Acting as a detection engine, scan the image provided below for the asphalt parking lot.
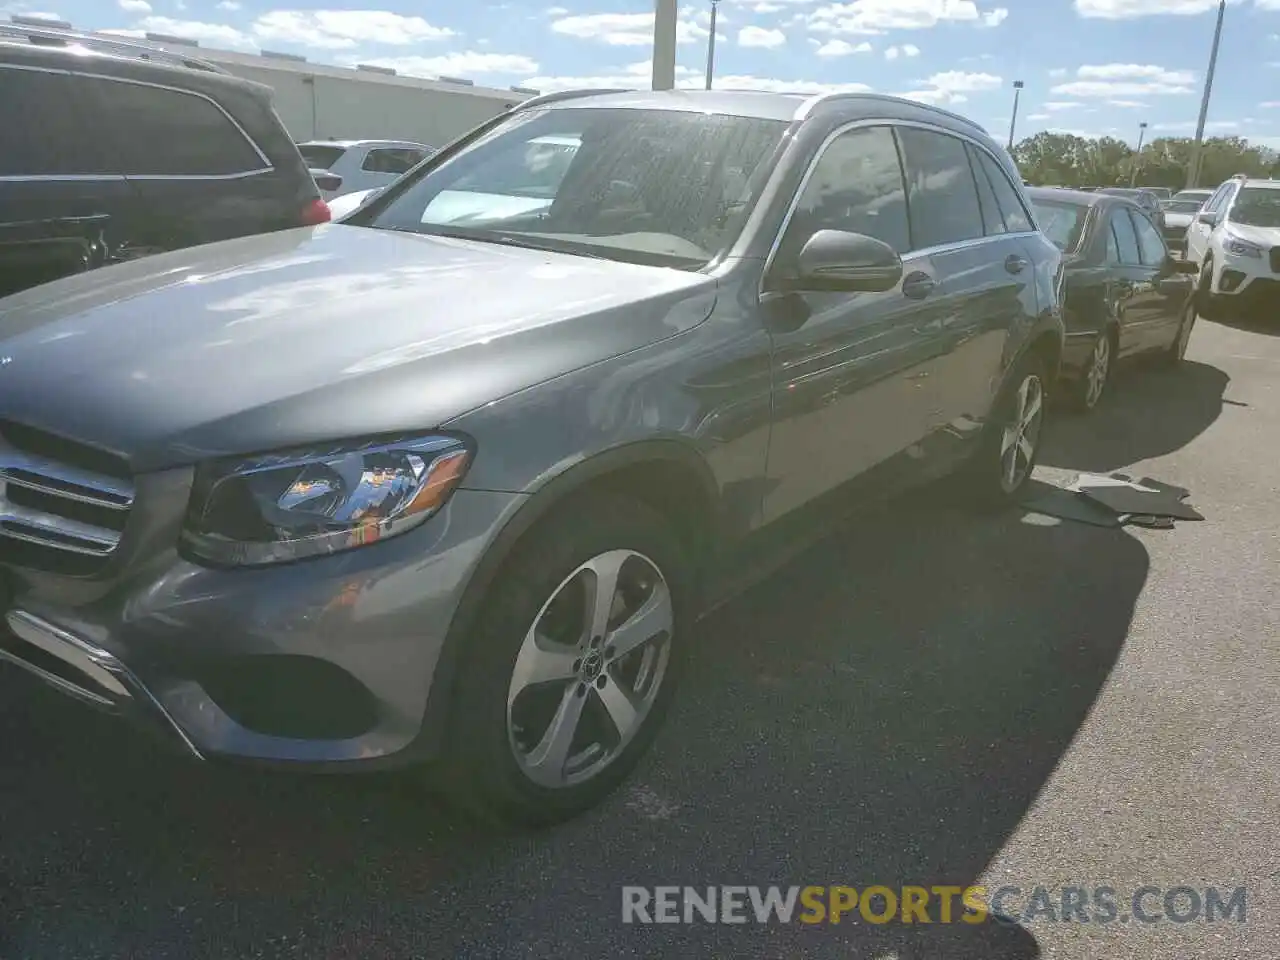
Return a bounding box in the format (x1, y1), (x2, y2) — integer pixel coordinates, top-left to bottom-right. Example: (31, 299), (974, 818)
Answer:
(1, 317), (1276, 960)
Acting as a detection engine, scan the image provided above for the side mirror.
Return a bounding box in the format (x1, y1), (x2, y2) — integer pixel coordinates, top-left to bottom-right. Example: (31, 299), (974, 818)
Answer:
(312, 170), (343, 193)
(1196, 210), (1219, 227)
(780, 230), (904, 293)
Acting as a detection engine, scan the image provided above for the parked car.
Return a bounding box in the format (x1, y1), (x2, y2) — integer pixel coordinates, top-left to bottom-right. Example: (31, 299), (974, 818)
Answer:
(297, 139), (434, 200)
(1143, 186), (1174, 202)
(1027, 187), (1198, 411)
(0, 89), (1063, 826)
(0, 22), (329, 298)
(1183, 177), (1280, 322)
(328, 187), (385, 220)
(1159, 188), (1215, 254)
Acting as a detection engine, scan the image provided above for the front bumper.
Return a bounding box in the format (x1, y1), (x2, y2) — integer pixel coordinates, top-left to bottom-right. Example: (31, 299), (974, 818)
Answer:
(1, 486), (524, 769)
(1202, 274), (1280, 322)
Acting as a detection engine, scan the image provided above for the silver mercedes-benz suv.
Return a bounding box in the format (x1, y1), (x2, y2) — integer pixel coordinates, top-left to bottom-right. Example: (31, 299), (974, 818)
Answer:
(0, 89), (1063, 825)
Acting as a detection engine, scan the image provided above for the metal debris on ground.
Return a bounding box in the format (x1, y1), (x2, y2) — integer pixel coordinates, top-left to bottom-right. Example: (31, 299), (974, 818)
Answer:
(1021, 472), (1204, 528)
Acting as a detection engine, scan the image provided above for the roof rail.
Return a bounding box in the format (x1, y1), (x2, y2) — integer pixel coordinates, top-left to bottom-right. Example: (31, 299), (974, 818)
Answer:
(795, 91), (989, 136)
(509, 88), (635, 112)
(0, 21), (228, 73)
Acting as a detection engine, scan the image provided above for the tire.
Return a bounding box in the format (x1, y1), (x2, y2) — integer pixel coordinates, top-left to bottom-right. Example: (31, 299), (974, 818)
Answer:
(439, 492), (691, 827)
(962, 351), (1049, 507)
(1068, 328), (1113, 412)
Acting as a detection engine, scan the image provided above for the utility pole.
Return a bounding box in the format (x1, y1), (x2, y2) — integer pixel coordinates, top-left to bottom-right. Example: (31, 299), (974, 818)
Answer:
(653, 0), (678, 91)
(704, 0), (718, 90)
(1187, 0), (1226, 189)
(1007, 80), (1024, 151)
(1129, 121), (1148, 187)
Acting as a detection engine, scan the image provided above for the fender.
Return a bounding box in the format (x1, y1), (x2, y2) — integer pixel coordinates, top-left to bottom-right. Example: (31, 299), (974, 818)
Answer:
(411, 438), (723, 761)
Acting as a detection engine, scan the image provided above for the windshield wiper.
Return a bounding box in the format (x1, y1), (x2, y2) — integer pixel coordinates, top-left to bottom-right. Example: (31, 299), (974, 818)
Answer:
(422, 228), (610, 260)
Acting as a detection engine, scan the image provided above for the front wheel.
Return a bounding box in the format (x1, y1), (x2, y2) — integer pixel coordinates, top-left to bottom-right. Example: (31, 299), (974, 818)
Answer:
(963, 353), (1049, 506)
(440, 493), (691, 827)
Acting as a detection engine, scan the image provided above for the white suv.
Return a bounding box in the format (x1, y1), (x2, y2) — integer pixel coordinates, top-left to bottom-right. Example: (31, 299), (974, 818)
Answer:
(1183, 177), (1280, 321)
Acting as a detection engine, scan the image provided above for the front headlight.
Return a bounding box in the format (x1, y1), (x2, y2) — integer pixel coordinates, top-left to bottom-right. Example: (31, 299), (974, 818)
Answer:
(181, 434), (472, 566)
(1222, 234), (1263, 258)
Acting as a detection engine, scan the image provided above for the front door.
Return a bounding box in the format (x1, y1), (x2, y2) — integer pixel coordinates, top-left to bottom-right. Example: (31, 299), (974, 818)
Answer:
(760, 124), (943, 522)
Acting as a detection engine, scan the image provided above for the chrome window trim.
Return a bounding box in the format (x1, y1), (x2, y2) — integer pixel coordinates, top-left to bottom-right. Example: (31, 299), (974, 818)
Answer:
(0, 62), (273, 175)
(758, 117), (1037, 296)
(0, 169), (274, 183)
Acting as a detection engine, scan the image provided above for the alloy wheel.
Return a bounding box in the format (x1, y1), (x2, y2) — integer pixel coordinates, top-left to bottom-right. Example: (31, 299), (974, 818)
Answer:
(999, 373), (1044, 493)
(506, 549), (673, 789)
(1084, 334), (1111, 408)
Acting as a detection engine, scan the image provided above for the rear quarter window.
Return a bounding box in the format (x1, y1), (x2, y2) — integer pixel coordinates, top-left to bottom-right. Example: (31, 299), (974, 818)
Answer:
(299, 144), (349, 169)
(85, 77), (267, 176)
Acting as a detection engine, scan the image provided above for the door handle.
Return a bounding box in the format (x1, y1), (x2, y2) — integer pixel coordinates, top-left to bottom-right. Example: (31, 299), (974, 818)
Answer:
(1005, 254), (1029, 275)
(902, 271), (935, 300)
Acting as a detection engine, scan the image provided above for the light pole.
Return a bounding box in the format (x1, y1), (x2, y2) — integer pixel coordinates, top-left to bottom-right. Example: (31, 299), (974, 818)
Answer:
(704, 0), (719, 90)
(1129, 120), (1148, 187)
(1187, 0), (1226, 189)
(1007, 80), (1024, 151)
(653, 0), (678, 91)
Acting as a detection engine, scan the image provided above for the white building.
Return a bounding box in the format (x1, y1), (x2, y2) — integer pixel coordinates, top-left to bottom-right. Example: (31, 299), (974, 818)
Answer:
(114, 29), (538, 148)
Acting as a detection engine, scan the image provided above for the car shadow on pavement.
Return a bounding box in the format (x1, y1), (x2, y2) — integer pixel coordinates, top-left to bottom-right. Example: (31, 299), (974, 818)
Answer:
(0, 478), (1150, 960)
(1040, 359), (1228, 475)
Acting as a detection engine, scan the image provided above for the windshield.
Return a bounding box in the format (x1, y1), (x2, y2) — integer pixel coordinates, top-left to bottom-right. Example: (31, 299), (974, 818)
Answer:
(298, 144), (347, 170)
(367, 107), (787, 270)
(1164, 200), (1204, 214)
(1171, 191), (1211, 205)
(1030, 199), (1086, 251)
(1229, 187), (1280, 228)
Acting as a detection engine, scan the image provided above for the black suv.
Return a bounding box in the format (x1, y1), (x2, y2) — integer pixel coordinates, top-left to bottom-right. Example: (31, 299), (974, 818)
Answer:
(0, 23), (328, 297)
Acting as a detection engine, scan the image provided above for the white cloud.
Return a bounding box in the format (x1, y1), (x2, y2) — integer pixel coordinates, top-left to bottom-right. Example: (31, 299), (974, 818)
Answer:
(1051, 62), (1196, 97)
(807, 0), (1006, 36)
(884, 43), (920, 59)
(551, 11), (714, 46)
(738, 25), (786, 47)
(216, 0), (240, 9)
(1261, 101), (1280, 107)
(753, 1), (785, 10)
(1107, 99), (1148, 107)
(1048, 67), (1068, 78)
(545, 5), (568, 13)
(896, 69), (1000, 105)
(1075, 0), (1239, 18)
(1027, 112), (1051, 120)
(981, 7), (1009, 25)
(133, 16), (256, 49)
(251, 10), (455, 50)
(117, 0), (151, 12)
(350, 52), (539, 78)
(815, 38), (872, 56)
(524, 59), (873, 96)
(1044, 100), (1084, 110)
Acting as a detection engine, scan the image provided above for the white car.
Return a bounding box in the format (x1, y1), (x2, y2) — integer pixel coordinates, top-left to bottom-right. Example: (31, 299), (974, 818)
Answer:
(1184, 178), (1280, 322)
(1159, 188), (1214, 254)
(297, 139), (434, 200)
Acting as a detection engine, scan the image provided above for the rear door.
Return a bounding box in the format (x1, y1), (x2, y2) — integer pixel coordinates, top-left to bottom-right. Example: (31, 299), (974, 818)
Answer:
(894, 127), (1038, 449)
(1129, 207), (1190, 350)
(79, 76), (294, 253)
(1103, 206), (1164, 356)
(0, 65), (136, 294)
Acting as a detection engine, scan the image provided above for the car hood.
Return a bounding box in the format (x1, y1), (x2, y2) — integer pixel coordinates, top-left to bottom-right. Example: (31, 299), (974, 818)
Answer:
(1223, 222), (1280, 247)
(0, 225), (716, 472)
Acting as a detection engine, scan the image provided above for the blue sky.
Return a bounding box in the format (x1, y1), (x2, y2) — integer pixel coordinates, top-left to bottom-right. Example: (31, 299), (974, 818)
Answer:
(7, 0), (1280, 149)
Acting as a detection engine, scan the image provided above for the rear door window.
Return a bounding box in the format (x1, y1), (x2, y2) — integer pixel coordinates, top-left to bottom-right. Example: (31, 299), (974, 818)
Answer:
(1108, 209), (1141, 265)
(974, 150), (1034, 233)
(299, 144), (348, 170)
(0, 68), (115, 177)
(1130, 210), (1168, 266)
(895, 128), (985, 250)
(362, 148), (426, 175)
(87, 78), (267, 176)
